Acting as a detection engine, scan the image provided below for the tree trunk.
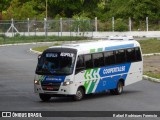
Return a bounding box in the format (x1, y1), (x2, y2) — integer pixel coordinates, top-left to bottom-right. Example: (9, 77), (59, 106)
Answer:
(0, 10), (2, 20)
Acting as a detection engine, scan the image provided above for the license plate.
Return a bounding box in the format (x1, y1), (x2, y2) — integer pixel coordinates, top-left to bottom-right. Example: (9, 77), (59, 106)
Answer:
(46, 86), (54, 90)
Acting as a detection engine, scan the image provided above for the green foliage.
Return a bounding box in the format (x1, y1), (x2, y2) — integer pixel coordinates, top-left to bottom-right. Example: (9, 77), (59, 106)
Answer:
(0, 0), (11, 10)
(3, 0), (38, 20)
(109, 0), (160, 21)
(72, 13), (92, 32)
(139, 39), (160, 54)
(32, 45), (50, 52)
(114, 18), (128, 31)
(144, 71), (160, 79)
(0, 35), (88, 45)
(1, 0), (160, 27)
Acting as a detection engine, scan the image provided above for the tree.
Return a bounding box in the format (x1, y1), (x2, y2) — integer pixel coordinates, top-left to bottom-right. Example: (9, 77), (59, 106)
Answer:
(130, 0), (160, 21)
(0, 0), (11, 20)
(47, 0), (105, 19)
(108, 0), (160, 21)
(2, 0), (160, 23)
(4, 0), (42, 20)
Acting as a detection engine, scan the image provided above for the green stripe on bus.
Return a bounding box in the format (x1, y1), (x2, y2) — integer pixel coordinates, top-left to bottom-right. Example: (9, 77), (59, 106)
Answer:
(84, 69), (91, 79)
(90, 49), (96, 53)
(39, 75), (45, 82)
(84, 81), (91, 90)
(91, 68), (99, 78)
(87, 80), (97, 94)
(98, 48), (103, 52)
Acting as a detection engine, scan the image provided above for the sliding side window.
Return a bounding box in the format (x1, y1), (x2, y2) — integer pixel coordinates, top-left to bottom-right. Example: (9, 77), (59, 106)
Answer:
(93, 53), (104, 68)
(84, 54), (93, 69)
(104, 51), (115, 66)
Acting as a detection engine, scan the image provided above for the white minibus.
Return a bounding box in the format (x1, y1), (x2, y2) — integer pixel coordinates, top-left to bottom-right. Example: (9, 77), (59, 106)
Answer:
(34, 39), (143, 101)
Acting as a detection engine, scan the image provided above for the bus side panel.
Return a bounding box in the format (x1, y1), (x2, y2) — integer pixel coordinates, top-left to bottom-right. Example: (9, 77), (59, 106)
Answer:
(74, 68), (101, 94)
(95, 74), (128, 93)
(125, 61), (143, 86)
(74, 63), (132, 94)
(74, 71), (88, 94)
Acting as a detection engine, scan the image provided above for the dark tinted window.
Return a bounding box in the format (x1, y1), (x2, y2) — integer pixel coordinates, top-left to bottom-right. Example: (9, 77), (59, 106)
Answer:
(115, 49), (126, 64)
(76, 55), (85, 74)
(135, 47), (142, 61)
(76, 55), (84, 69)
(126, 48), (136, 62)
(104, 51), (115, 65)
(36, 52), (75, 75)
(93, 53), (104, 68)
(84, 54), (93, 69)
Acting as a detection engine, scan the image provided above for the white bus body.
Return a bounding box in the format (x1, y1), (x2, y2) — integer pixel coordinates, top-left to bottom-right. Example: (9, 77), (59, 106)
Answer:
(34, 40), (143, 101)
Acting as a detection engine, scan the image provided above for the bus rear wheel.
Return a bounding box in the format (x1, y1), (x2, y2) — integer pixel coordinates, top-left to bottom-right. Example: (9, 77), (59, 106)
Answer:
(73, 87), (84, 101)
(39, 94), (51, 102)
(110, 81), (123, 95)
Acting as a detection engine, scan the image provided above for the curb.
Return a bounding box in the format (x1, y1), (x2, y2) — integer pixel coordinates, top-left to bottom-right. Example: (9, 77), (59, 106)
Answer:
(143, 75), (160, 83)
(0, 42), (55, 47)
(143, 53), (160, 83)
(29, 48), (42, 54)
(143, 53), (160, 56)
(0, 40), (94, 47)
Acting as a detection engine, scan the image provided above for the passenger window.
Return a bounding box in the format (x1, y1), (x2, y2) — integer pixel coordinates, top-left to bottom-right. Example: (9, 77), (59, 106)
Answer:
(115, 49), (126, 64)
(104, 51), (115, 65)
(93, 53), (104, 68)
(135, 47), (142, 61)
(76, 55), (84, 69)
(76, 55), (85, 74)
(84, 54), (93, 69)
(126, 48), (136, 62)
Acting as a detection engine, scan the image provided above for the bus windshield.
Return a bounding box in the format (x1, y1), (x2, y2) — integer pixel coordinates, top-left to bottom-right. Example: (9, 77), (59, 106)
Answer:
(36, 52), (76, 75)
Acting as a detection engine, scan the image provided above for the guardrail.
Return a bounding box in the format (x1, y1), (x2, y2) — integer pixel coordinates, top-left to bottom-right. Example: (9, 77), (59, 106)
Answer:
(3, 31), (160, 38)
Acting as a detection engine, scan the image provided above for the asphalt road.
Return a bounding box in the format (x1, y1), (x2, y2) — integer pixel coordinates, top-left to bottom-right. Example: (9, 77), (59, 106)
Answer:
(0, 43), (160, 119)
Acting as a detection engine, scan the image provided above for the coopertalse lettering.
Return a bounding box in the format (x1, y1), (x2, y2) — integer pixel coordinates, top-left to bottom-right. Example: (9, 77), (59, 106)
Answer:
(103, 66), (125, 74)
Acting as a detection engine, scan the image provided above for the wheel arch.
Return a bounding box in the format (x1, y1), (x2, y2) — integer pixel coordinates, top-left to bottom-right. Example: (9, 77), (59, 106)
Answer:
(119, 78), (125, 86)
(77, 85), (86, 94)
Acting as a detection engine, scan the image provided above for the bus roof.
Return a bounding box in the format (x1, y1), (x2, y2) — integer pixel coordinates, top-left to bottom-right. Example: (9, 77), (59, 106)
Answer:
(49, 40), (140, 55)
(108, 36), (134, 41)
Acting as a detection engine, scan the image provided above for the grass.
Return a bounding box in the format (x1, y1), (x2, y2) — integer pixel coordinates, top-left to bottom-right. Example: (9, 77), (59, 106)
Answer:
(0, 35), (88, 45)
(137, 39), (160, 79)
(32, 43), (60, 52)
(32, 38), (160, 53)
(32, 46), (50, 52)
(139, 38), (160, 54)
(144, 72), (160, 79)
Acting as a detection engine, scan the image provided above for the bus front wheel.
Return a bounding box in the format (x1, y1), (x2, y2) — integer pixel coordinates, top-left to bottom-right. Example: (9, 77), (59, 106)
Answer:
(39, 93), (51, 102)
(73, 87), (84, 101)
(110, 81), (123, 95)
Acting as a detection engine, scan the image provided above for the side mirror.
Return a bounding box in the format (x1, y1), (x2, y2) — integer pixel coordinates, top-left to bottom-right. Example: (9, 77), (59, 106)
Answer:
(38, 54), (41, 62)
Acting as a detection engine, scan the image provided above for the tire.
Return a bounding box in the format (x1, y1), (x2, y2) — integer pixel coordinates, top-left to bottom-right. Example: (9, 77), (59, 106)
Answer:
(110, 81), (123, 95)
(73, 87), (84, 101)
(39, 94), (51, 102)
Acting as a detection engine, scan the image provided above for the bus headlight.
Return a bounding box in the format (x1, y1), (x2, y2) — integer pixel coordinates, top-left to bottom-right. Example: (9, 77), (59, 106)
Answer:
(63, 81), (73, 86)
(34, 80), (39, 85)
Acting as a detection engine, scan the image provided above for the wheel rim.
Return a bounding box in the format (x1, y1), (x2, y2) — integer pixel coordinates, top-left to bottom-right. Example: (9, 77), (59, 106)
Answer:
(76, 90), (83, 100)
(118, 83), (123, 93)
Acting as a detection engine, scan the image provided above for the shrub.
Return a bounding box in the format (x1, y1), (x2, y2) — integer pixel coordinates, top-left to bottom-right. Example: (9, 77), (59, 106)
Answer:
(114, 18), (128, 31)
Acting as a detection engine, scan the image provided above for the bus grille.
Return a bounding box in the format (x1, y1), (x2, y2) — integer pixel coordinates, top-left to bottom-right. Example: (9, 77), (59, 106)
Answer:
(41, 82), (61, 91)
